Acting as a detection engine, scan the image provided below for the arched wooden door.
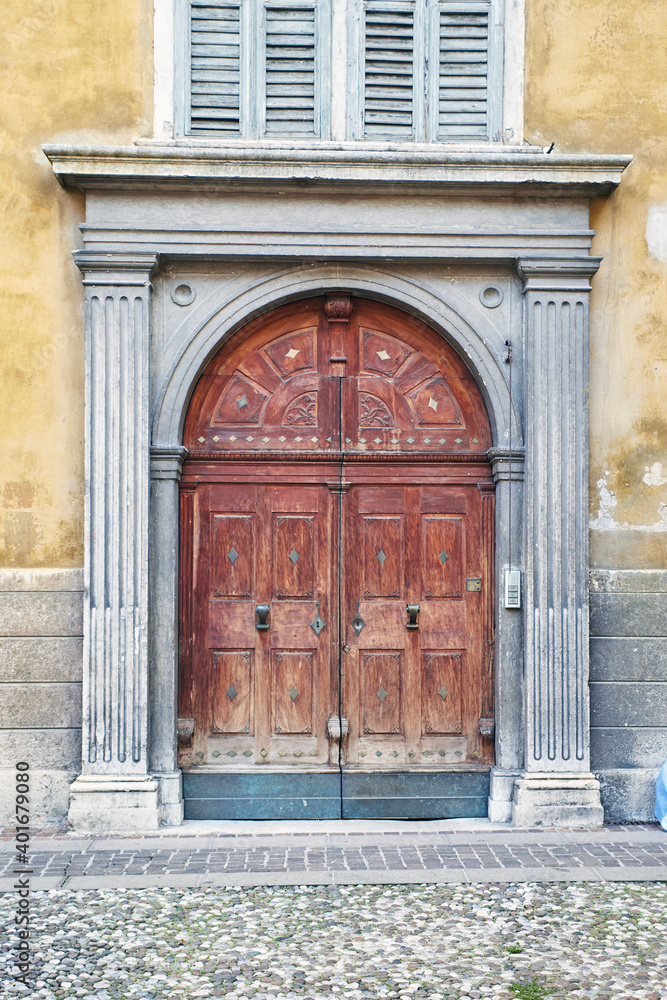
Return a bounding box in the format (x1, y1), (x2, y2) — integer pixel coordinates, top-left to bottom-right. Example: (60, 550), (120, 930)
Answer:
(179, 296), (495, 819)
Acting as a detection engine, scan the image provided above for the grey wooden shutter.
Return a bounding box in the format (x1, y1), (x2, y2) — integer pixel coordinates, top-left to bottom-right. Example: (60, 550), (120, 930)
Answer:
(189, 1), (242, 133)
(363, 4), (415, 138)
(438, 5), (489, 139)
(264, 6), (316, 134)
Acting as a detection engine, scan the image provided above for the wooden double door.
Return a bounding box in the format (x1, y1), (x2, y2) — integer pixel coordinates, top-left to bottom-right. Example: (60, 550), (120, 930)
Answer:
(179, 297), (495, 818)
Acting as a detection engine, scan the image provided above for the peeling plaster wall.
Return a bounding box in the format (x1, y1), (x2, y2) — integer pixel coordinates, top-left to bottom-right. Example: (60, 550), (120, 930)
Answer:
(525, 0), (667, 571)
(0, 0), (153, 569)
(525, 0), (667, 819)
(0, 0), (152, 827)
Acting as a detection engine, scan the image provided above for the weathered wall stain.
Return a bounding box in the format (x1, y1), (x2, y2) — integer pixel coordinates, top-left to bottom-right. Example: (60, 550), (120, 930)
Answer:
(1, 0), (665, 571)
(525, 0), (667, 568)
(0, 0), (152, 567)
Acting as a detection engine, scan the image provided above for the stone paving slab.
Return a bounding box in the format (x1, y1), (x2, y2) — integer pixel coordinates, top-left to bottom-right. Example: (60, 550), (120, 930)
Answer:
(1, 822), (665, 890)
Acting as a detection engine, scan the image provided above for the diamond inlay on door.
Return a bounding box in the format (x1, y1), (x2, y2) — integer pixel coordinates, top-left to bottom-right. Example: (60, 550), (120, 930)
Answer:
(274, 652), (313, 734)
(275, 516), (314, 598)
(363, 517), (402, 598)
(423, 653), (462, 735)
(212, 652), (252, 734)
(213, 516), (253, 597)
(363, 652), (401, 735)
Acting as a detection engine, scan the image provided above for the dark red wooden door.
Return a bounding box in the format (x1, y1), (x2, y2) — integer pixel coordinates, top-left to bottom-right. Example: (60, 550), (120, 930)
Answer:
(341, 474), (494, 771)
(181, 478), (336, 768)
(179, 296), (494, 817)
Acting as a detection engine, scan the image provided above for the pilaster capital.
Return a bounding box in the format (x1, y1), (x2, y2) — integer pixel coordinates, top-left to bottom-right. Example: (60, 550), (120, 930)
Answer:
(73, 251), (159, 286)
(150, 446), (189, 481)
(517, 257), (602, 294)
(486, 447), (525, 482)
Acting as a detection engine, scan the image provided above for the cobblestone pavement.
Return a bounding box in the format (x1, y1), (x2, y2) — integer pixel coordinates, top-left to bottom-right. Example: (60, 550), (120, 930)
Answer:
(2, 881), (666, 999)
(1, 824), (666, 889)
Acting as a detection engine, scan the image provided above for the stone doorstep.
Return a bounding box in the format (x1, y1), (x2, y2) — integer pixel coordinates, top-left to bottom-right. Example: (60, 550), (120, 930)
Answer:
(2, 864), (667, 892)
(0, 820), (664, 853)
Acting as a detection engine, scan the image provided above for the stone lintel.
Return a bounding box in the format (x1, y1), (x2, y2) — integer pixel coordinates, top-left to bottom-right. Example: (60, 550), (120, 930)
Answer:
(43, 144), (632, 197)
(68, 774), (161, 833)
(512, 772), (604, 828)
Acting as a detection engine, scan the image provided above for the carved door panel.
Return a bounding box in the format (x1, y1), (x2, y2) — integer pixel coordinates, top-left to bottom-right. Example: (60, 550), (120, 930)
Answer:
(182, 480), (335, 768)
(341, 478), (491, 770)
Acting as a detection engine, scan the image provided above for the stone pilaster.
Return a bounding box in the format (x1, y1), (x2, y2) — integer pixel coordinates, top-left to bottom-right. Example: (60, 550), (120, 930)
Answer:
(486, 448), (525, 822)
(68, 252), (161, 832)
(513, 258), (603, 827)
(149, 446), (188, 825)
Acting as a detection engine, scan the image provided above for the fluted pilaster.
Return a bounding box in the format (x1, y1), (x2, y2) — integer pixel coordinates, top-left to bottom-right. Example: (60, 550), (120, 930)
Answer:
(68, 253), (162, 832)
(513, 258), (603, 826)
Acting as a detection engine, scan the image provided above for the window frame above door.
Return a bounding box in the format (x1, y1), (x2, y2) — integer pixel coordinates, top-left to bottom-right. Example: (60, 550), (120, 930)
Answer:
(160, 0), (524, 143)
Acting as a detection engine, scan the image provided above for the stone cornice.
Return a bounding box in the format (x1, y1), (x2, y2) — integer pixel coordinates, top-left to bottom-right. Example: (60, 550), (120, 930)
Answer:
(43, 143), (632, 196)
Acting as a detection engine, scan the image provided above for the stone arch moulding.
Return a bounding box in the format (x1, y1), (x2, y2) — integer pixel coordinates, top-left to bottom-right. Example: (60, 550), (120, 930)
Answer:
(151, 266), (523, 453)
(147, 268), (526, 826)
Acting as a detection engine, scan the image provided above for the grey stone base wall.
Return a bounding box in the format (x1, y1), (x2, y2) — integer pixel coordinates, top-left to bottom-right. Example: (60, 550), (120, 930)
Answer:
(0, 570), (83, 828)
(590, 569), (667, 823)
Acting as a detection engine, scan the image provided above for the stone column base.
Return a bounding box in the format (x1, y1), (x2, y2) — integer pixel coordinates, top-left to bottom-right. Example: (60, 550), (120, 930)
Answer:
(512, 772), (604, 828)
(68, 775), (161, 833)
(156, 771), (184, 826)
(487, 768), (522, 823)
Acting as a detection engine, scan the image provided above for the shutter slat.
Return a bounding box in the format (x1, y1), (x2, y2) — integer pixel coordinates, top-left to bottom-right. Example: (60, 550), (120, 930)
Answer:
(264, 6), (316, 135)
(438, 6), (489, 139)
(192, 83), (240, 94)
(190, 1), (241, 132)
(363, 6), (414, 137)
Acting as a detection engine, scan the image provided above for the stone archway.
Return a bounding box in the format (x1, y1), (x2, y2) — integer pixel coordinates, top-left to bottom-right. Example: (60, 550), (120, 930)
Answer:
(68, 254), (603, 831)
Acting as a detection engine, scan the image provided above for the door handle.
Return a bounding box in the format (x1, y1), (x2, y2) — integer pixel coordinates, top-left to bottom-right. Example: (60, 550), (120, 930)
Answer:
(406, 604), (420, 630)
(255, 604), (270, 631)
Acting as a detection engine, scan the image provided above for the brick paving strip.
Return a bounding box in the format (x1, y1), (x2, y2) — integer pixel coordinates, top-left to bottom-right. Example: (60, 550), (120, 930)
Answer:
(1, 821), (665, 890)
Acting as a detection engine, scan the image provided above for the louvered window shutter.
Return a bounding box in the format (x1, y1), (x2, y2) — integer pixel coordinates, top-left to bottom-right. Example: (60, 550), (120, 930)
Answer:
(363, 3), (416, 138)
(437, 3), (490, 139)
(264, 6), (317, 135)
(189, 1), (242, 133)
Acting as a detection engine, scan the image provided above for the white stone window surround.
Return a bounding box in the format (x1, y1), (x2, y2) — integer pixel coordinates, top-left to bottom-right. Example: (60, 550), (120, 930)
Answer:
(154, 0), (525, 142)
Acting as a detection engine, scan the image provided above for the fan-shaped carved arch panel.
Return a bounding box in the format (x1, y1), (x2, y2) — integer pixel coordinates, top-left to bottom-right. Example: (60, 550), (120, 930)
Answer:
(184, 297), (491, 454)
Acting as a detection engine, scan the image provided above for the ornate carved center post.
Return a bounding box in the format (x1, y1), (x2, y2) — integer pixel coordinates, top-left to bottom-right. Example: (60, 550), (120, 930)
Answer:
(513, 258), (604, 826)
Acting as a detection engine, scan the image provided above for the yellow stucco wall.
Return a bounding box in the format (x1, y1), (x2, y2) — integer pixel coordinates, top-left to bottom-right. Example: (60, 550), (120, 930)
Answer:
(0, 0), (152, 567)
(1, 0), (665, 569)
(525, 0), (667, 568)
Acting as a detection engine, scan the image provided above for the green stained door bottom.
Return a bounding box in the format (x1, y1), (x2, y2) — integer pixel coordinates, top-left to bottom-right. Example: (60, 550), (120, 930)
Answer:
(182, 771), (490, 820)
